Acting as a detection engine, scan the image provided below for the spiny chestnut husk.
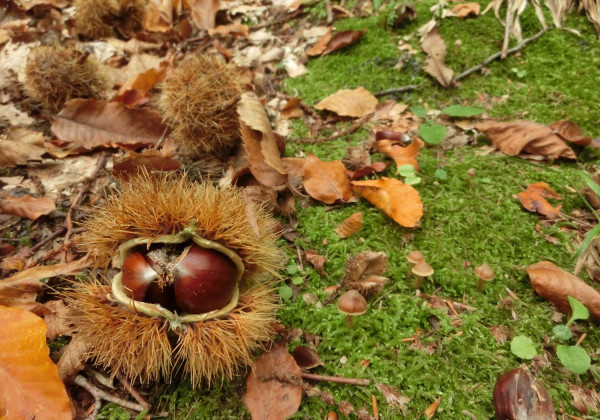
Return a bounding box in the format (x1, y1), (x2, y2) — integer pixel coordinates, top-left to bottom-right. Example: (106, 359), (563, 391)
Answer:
(493, 367), (556, 420)
(73, 0), (145, 38)
(69, 172), (284, 386)
(158, 54), (244, 155)
(24, 45), (107, 112)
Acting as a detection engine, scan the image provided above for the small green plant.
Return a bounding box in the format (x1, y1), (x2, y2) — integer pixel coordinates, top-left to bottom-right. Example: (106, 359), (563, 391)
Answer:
(573, 172), (600, 261)
(411, 105), (482, 144)
(510, 296), (592, 374)
(279, 262), (305, 300)
(397, 164), (421, 185)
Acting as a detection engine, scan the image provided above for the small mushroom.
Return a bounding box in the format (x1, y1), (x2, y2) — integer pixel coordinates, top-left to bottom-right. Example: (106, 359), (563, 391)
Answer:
(475, 264), (494, 292)
(412, 261), (434, 288)
(407, 250), (425, 265)
(337, 290), (367, 329)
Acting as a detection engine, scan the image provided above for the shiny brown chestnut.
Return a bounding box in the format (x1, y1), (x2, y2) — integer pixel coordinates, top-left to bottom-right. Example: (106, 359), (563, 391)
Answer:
(493, 367), (556, 420)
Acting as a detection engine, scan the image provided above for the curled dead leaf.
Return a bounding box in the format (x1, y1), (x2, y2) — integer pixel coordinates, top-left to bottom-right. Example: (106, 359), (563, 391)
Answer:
(189, 0), (220, 30)
(113, 149), (181, 179)
(477, 120), (577, 159)
(315, 87), (378, 118)
(335, 212), (363, 238)
(527, 261), (600, 320)
(517, 182), (561, 219)
(341, 251), (389, 295)
(375, 382), (410, 415)
(352, 177), (423, 227)
(303, 153), (354, 204)
(305, 250), (327, 276)
(306, 27), (332, 56)
(318, 30), (366, 56)
(424, 396), (442, 419)
(375, 137), (424, 171)
(549, 120), (591, 146)
(421, 26), (453, 87)
(451, 2), (480, 18)
(0, 195), (55, 220)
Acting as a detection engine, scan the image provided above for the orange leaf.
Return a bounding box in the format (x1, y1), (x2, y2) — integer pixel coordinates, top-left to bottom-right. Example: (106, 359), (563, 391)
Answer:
(244, 341), (302, 420)
(321, 30), (365, 55)
(51, 99), (167, 151)
(115, 63), (168, 98)
(477, 120), (576, 159)
(527, 261), (600, 320)
(375, 137), (424, 171)
(517, 182), (561, 219)
(306, 27), (332, 56)
(187, 0), (220, 30)
(0, 195), (55, 220)
(550, 120), (591, 146)
(451, 2), (480, 18)
(352, 177), (423, 227)
(303, 153), (354, 204)
(0, 305), (71, 420)
(315, 87), (378, 118)
(335, 212), (363, 238)
(424, 396), (442, 419)
(142, 0), (173, 32)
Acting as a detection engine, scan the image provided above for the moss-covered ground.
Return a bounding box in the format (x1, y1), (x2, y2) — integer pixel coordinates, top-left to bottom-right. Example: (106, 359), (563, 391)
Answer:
(99, 0), (600, 418)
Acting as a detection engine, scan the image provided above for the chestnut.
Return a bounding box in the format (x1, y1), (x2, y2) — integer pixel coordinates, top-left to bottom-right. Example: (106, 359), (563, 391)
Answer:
(121, 252), (158, 301)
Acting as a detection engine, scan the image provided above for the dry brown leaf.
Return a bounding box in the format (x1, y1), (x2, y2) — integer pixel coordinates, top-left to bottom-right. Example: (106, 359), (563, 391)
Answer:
(0, 305), (71, 420)
(57, 334), (88, 382)
(335, 212), (363, 238)
(421, 27), (453, 87)
(0, 140), (46, 167)
(209, 23), (249, 38)
(188, 0), (220, 30)
(115, 62), (168, 98)
(452, 2), (480, 18)
(281, 157), (305, 178)
(352, 177), (423, 227)
(13, 0), (67, 9)
(375, 137), (424, 171)
(43, 300), (71, 341)
(424, 396), (442, 419)
(113, 149), (182, 179)
(280, 97), (304, 120)
(238, 92), (287, 187)
(569, 384), (600, 415)
(51, 99), (167, 151)
(0, 195), (55, 220)
(142, 0), (173, 32)
(375, 382), (410, 415)
(527, 261), (600, 320)
(306, 27), (333, 56)
(477, 120), (576, 159)
(244, 341), (302, 420)
(517, 182), (561, 219)
(315, 87), (378, 118)
(549, 119), (591, 146)
(303, 153), (354, 204)
(321, 30), (366, 55)
(488, 324), (510, 344)
(341, 251), (389, 295)
(305, 250), (327, 276)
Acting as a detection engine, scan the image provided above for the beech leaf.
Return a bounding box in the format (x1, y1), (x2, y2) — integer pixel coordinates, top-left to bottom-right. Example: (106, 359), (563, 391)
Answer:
(0, 305), (71, 420)
(477, 120), (577, 159)
(352, 177), (423, 227)
(335, 212), (363, 238)
(188, 0), (220, 30)
(517, 182), (561, 219)
(549, 119), (591, 146)
(0, 195), (55, 220)
(0, 140), (46, 167)
(451, 2), (481, 18)
(421, 27), (453, 87)
(527, 261), (600, 321)
(245, 342), (302, 420)
(320, 30), (366, 55)
(315, 87), (378, 118)
(303, 153), (354, 204)
(51, 99), (167, 151)
(375, 137), (424, 170)
(306, 27), (333, 56)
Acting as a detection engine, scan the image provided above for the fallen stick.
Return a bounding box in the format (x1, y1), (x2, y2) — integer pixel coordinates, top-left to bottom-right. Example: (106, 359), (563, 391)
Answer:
(74, 375), (148, 418)
(374, 84), (417, 97)
(301, 372), (370, 386)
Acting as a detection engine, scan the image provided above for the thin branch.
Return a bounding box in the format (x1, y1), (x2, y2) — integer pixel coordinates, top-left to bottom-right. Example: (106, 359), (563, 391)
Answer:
(454, 27), (551, 82)
(116, 372), (151, 409)
(289, 113), (372, 144)
(501, 0), (514, 59)
(301, 372), (370, 386)
(374, 84), (417, 97)
(154, 124), (170, 150)
(74, 375), (148, 416)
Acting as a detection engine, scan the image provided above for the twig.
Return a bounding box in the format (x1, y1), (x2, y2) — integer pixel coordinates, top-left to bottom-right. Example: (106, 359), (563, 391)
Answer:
(454, 27), (551, 82)
(501, 0), (514, 59)
(461, 410), (478, 420)
(290, 113), (372, 144)
(116, 372), (151, 409)
(154, 124), (170, 150)
(74, 375), (148, 416)
(31, 227), (66, 252)
(373, 84), (417, 97)
(301, 372), (370, 386)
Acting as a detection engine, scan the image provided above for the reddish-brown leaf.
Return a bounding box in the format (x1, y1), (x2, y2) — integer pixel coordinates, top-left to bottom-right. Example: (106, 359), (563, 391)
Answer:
(451, 2), (480, 18)
(569, 384), (600, 415)
(115, 63), (168, 100)
(0, 305), (71, 420)
(245, 341), (302, 420)
(321, 30), (366, 55)
(550, 119), (591, 146)
(375, 137), (424, 171)
(238, 92), (287, 187)
(57, 334), (88, 382)
(352, 177), (423, 227)
(424, 396), (442, 419)
(315, 87), (378, 118)
(0, 195), (55, 220)
(188, 0), (220, 30)
(303, 153), (354, 204)
(51, 99), (167, 151)
(113, 149), (181, 179)
(335, 212), (363, 238)
(517, 182), (561, 219)
(306, 27), (333, 56)
(305, 250), (327, 276)
(527, 261), (600, 320)
(477, 120), (576, 159)
(13, 0), (67, 9)
(421, 27), (453, 87)
(142, 0), (173, 32)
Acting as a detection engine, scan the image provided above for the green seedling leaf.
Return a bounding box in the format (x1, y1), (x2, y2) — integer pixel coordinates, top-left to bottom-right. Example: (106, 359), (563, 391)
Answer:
(581, 172), (600, 197)
(441, 105), (483, 118)
(279, 285), (293, 300)
(510, 335), (537, 359)
(573, 223), (600, 262)
(553, 324), (572, 341)
(419, 123), (446, 145)
(396, 164), (415, 177)
(410, 105), (428, 119)
(434, 169), (447, 180)
(404, 175), (421, 185)
(286, 264), (298, 275)
(556, 345), (591, 374)
(567, 296), (589, 324)
(291, 276), (304, 285)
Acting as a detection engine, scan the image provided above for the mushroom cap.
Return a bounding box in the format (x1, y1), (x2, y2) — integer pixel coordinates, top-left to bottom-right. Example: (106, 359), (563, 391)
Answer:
(337, 290), (367, 316)
(406, 250), (425, 264)
(475, 264), (494, 281)
(412, 261), (434, 277)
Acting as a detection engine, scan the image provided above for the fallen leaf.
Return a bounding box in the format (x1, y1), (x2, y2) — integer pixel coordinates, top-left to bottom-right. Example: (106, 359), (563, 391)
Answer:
(13, 0), (68, 10)
(451, 2), (480, 18)
(321, 30), (366, 55)
(305, 250), (327, 276)
(209, 23), (249, 38)
(341, 251), (388, 295)
(375, 137), (424, 171)
(245, 341), (302, 420)
(57, 334), (88, 382)
(115, 62), (168, 99)
(113, 149), (182, 179)
(477, 120), (577, 159)
(0, 195), (55, 220)
(424, 396), (442, 419)
(335, 212), (363, 238)
(238, 92), (287, 187)
(517, 182), (561, 218)
(303, 153), (354, 204)
(43, 300), (71, 340)
(550, 120), (591, 146)
(488, 325), (510, 344)
(527, 261), (600, 320)
(352, 177), (423, 227)
(142, 0), (173, 32)
(375, 383), (410, 415)
(348, 162), (389, 180)
(280, 97), (304, 120)
(306, 27), (332, 56)
(315, 87), (378, 118)
(421, 27), (453, 87)
(188, 0), (220, 30)
(0, 305), (71, 420)
(51, 99), (167, 151)
(569, 384), (600, 415)
(0, 140), (46, 167)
